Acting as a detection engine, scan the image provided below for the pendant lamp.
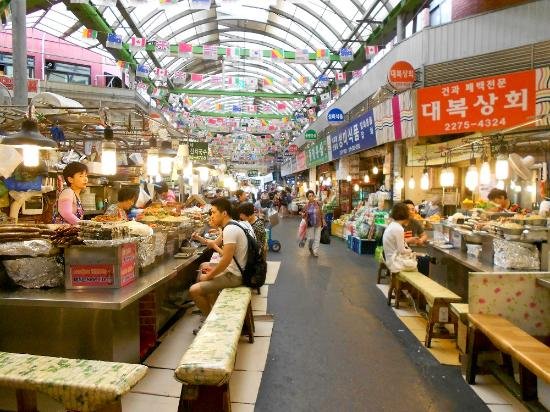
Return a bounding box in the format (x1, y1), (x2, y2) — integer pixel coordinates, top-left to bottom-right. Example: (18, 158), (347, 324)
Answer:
(159, 140), (177, 175)
(2, 119), (57, 167)
(101, 126), (117, 175)
(480, 150), (491, 186)
(495, 154), (509, 180)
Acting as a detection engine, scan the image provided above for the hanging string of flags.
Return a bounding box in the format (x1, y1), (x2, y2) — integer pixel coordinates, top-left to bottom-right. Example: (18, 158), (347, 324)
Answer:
(82, 29), (380, 65)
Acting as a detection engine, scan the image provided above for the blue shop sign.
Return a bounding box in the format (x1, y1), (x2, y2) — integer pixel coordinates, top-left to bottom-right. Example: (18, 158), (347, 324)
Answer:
(327, 107), (344, 123)
(329, 109), (377, 160)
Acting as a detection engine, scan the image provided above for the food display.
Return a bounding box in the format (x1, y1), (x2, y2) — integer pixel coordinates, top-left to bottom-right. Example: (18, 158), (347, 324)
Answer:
(51, 226), (84, 246)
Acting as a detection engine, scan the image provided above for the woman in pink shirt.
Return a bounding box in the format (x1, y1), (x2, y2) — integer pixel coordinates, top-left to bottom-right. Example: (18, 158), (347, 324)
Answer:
(157, 182), (176, 203)
(53, 162), (88, 224)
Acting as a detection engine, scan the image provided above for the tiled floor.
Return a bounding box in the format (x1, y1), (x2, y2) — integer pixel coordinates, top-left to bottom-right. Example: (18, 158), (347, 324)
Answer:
(376, 281), (529, 411)
(121, 261), (279, 411)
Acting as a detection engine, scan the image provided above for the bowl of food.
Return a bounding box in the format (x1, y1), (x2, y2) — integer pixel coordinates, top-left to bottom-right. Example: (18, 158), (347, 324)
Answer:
(501, 222), (524, 236)
(524, 215), (547, 227)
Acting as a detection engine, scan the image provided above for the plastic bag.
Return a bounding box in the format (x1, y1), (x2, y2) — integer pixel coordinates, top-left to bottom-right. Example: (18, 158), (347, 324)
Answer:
(320, 226), (331, 245)
(135, 186), (151, 208)
(297, 219), (307, 247)
(0, 144), (22, 178)
(388, 250), (417, 272)
(374, 246), (384, 262)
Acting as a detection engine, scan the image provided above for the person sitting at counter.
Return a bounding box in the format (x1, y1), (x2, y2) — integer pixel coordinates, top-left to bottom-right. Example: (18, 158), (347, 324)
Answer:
(487, 188), (520, 212)
(157, 182), (176, 203)
(104, 187), (138, 221)
(53, 161), (88, 224)
(403, 200), (428, 247)
(382, 203), (413, 273)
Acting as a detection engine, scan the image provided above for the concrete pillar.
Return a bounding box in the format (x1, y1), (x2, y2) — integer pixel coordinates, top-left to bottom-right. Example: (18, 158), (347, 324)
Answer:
(396, 13), (405, 43)
(11, 0), (28, 107)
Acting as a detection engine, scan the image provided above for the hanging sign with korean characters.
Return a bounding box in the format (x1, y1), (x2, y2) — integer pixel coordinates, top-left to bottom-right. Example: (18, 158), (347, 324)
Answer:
(329, 109), (377, 160)
(189, 142), (208, 161)
(417, 69), (536, 137)
(327, 107), (345, 123)
(306, 138), (329, 167)
(388, 61), (415, 91)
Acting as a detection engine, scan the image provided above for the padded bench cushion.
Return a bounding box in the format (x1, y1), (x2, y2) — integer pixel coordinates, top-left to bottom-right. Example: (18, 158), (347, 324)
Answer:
(468, 314), (550, 383)
(398, 271), (461, 306)
(0, 352), (147, 411)
(175, 286), (251, 386)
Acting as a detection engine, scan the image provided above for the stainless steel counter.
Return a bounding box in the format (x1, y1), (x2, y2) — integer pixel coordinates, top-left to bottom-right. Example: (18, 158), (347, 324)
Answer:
(428, 244), (521, 273)
(0, 250), (205, 310)
(0, 248), (208, 363)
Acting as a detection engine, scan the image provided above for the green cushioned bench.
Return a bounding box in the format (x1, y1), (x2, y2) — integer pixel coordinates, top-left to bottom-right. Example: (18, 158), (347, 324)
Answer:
(0, 352), (147, 411)
(391, 271), (462, 347)
(175, 286), (254, 412)
(467, 314), (550, 407)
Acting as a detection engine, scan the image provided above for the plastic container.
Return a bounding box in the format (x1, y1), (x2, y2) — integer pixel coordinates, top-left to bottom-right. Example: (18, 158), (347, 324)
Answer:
(64, 242), (138, 289)
(466, 243), (482, 259)
(351, 237), (376, 255)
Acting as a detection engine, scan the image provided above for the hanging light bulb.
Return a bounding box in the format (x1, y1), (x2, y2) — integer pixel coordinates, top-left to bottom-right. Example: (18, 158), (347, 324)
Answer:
(480, 159), (491, 185)
(147, 146), (159, 177)
(510, 180), (516, 190)
(2, 119), (57, 167)
(440, 167), (455, 188)
(326, 176), (332, 184)
(372, 165), (379, 175)
(353, 183), (360, 192)
(159, 141), (177, 175)
(495, 154), (509, 180)
(183, 159), (193, 179)
(197, 166), (210, 182)
(420, 168), (430, 191)
(496, 180), (505, 190)
(101, 127), (117, 175)
(394, 175), (404, 191)
(408, 175), (415, 190)
(364, 174), (370, 183)
(514, 184), (522, 193)
(22, 145), (40, 168)
(465, 162), (479, 192)
(346, 175), (352, 182)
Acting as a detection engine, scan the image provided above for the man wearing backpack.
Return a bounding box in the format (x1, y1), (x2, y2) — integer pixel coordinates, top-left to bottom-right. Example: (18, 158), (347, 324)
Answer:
(189, 198), (263, 321)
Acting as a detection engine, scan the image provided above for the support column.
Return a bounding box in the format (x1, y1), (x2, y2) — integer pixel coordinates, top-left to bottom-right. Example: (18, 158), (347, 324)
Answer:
(396, 13), (405, 43)
(11, 0), (28, 107)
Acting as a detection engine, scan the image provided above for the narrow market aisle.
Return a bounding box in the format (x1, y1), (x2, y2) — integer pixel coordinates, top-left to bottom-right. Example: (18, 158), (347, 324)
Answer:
(255, 217), (488, 412)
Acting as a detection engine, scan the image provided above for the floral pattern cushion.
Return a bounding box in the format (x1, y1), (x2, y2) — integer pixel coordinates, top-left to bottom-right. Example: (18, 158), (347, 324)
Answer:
(175, 286), (251, 386)
(0, 352), (147, 411)
(469, 272), (550, 336)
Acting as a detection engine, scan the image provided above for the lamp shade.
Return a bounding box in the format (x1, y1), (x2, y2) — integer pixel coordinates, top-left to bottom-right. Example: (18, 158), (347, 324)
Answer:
(495, 155), (509, 180)
(2, 119), (57, 149)
(480, 161), (491, 185)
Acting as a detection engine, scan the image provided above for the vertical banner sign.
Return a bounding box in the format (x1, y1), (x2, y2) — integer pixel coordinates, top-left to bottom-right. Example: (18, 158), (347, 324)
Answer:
(329, 110), (377, 160)
(189, 142), (208, 161)
(306, 138), (329, 167)
(417, 69), (536, 137)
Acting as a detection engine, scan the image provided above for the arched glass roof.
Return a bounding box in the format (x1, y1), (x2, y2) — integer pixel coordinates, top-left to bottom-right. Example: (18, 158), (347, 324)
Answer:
(20, 0), (395, 98)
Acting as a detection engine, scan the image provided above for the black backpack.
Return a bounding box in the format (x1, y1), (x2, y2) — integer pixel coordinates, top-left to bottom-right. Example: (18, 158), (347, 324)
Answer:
(226, 221), (267, 288)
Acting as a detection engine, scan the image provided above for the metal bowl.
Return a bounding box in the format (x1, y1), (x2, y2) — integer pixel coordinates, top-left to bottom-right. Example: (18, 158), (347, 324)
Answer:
(524, 218), (547, 227)
(463, 232), (483, 244)
(502, 227), (524, 236)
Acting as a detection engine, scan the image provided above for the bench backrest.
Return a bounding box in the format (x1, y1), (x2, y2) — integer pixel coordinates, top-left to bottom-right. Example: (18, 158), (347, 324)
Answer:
(469, 272), (550, 336)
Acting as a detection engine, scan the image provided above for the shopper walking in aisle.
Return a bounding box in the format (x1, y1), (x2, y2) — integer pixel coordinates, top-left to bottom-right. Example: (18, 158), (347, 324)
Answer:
(301, 190), (325, 257)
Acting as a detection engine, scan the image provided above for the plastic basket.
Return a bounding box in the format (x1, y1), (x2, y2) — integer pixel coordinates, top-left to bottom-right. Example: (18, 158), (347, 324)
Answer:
(351, 237), (377, 255)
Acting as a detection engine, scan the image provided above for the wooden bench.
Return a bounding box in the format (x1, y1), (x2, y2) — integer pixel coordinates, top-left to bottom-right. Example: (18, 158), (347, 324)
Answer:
(175, 286), (255, 412)
(466, 314), (550, 406)
(450, 303), (469, 354)
(376, 257), (391, 284)
(390, 271), (462, 347)
(0, 352), (147, 411)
